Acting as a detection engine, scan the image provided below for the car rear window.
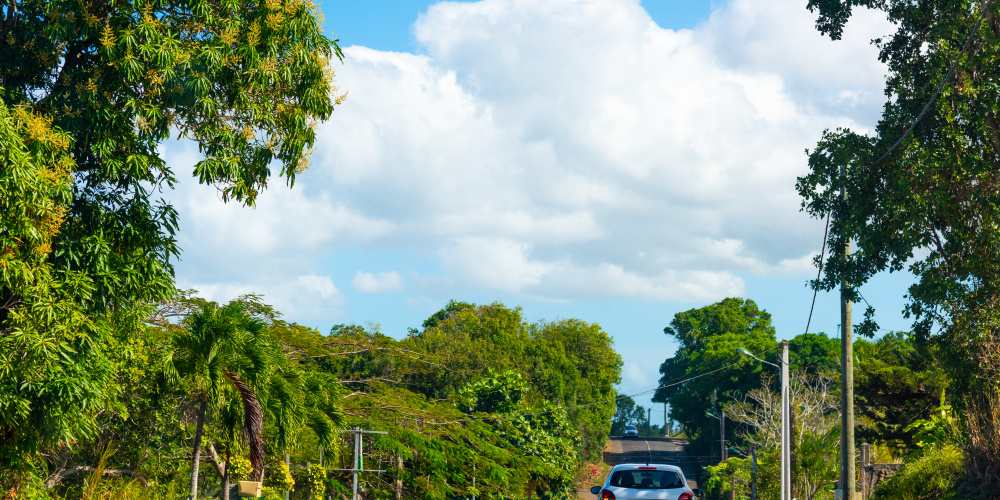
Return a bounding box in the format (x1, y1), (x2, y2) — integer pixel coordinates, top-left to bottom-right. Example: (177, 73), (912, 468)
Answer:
(609, 469), (684, 489)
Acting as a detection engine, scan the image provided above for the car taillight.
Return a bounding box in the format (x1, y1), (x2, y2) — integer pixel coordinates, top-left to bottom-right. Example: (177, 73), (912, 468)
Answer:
(678, 492), (693, 500)
(600, 490), (616, 500)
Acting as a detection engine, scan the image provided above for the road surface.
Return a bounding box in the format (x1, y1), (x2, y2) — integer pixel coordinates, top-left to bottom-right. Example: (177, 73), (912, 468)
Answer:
(578, 436), (710, 498)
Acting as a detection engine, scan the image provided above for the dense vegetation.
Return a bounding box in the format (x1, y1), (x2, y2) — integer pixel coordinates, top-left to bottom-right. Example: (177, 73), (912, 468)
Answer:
(0, 293), (621, 498)
(6, 0), (1000, 498)
(799, 0), (1000, 492)
(653, 298), (954, 500)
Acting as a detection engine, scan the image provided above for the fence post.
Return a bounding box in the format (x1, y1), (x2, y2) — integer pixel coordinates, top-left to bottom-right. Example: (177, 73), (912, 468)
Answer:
(860, 443), (870, 499)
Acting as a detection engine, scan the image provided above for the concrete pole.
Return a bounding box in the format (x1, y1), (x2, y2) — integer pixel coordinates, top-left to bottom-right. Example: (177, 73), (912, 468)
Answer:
(721, 411), (726, 461)
(712, 389), (719, 461)
(840, 164), (856, 500)
(751, 448), (758, 500)
(285, 454), (290, 500)
(664, 402), (667, 437)
(781, 340), (790, 500)
(647, 408), (652, 436)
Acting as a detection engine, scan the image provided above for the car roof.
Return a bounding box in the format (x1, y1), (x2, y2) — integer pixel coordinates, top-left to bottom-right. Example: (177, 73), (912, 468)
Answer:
(610, 464), (684, 473)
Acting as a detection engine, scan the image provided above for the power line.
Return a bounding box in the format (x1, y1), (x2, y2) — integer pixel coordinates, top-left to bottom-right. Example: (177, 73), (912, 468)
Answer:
(804, 210), (831, 335)
(804, 2), (992, 339)
(870, 0), (993, 166)
(416, 346), (782, 426)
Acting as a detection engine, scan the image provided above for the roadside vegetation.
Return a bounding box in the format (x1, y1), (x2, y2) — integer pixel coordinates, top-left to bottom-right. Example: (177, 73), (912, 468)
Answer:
(0, 293), (622, 498)
(5, 0), (1000, 498)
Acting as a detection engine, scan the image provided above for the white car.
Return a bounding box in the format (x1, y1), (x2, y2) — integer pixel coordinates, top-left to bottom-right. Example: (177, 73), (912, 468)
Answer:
(590, 464), (703, 500)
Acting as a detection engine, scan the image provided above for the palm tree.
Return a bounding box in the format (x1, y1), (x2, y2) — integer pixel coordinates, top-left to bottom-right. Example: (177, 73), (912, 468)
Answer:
(163, 301), (273, 500)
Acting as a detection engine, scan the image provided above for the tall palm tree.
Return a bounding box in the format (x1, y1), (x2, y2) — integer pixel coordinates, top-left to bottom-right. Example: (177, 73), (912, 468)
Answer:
(163, 301), (273, 500)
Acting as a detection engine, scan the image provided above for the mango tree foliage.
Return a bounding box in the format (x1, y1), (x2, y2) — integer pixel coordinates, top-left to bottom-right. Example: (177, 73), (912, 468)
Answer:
(0, 0), (342, 476)
(0, 100), (115, 468)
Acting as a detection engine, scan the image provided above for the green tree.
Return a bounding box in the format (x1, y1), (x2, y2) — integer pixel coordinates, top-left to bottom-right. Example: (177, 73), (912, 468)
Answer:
(0, 0), (343, 477)
(653, 298), (778, 454)
(163, 300), (273, 499)
(0, 100), (117, 477)
(854, 332), (950, 451)
(610, 396), (647, 436)
(799, 0), (1000, 484)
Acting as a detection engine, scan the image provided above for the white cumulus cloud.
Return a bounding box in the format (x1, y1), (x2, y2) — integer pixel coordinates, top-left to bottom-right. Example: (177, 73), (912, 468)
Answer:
(164, 0), (893, 312)
(352, 271), (406, 293)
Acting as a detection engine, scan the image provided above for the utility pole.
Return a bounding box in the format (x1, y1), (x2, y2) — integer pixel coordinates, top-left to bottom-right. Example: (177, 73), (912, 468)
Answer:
(663, 402), (667, 437)
(721, 410), (726, 461)
(840, 164), (856, 500)
(711, 389), (726, 461)
(647, 408), (652, 436)
(751, 448), (758, 500)
(712, 389), (718, 461)
(336, 428), (388, 500)
(781, 340), (790, 500)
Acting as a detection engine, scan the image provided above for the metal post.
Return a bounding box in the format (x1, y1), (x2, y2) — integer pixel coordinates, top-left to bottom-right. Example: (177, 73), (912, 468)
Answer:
(351, 427), (361, 500)
(721, 411), (726, 461)
(781, 340), (790, 500)
(751, 448), (758, 500)
(840, 163), (856, 500)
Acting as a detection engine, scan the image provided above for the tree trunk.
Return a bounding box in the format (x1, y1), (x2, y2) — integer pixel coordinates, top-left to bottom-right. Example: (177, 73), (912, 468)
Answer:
(225, 372), (265, 482)
(222, 449), (231, 500)
(395, 456), (403, 500)
(189, 398), (208, 500)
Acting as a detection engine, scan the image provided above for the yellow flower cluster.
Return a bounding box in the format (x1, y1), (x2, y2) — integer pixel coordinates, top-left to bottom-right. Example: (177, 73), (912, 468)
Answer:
(247, 21), (261, 46)
(220, 26), (238, 46)
(10, 107), (74, 255)
(100, 24), (115, 49)
(265, 12), (284, 31)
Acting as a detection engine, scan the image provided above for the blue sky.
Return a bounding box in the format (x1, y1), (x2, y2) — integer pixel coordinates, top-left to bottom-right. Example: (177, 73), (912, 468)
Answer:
(164, 0), (902, 414)
(320, 1), (717, 52)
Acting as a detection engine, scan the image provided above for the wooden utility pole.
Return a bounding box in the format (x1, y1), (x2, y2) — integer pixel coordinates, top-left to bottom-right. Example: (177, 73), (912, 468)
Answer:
(840, 164), (856, 500)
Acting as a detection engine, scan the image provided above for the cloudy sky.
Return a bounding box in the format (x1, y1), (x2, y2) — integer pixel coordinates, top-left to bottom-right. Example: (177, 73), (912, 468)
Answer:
(161, 0), (915, 412)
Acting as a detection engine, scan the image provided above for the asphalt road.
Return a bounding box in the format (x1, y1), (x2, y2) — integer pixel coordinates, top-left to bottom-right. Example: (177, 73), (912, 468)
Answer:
(603, 436), (705, 489)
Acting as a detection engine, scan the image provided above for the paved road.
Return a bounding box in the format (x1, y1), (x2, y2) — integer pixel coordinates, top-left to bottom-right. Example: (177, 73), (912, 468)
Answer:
(578, 436), (711, 498)
(604, 436), (705, 488)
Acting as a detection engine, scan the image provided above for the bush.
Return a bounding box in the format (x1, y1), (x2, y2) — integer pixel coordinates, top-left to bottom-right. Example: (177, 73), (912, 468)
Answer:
(871, 444), (965, 500)
(264, 461), (296, 493)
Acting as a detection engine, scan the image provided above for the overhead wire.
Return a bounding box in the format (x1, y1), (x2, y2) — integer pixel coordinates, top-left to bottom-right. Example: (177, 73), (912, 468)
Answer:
(407, 346), (783, 426)
(869, 0), (993, 167)
(803, 210), (831, 335)
(807, 0), (993, 338)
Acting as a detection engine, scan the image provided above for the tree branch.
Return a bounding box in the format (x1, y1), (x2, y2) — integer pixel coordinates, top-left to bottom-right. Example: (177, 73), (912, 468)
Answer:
(206, 441), (226, 479)
(45, 466), (147, 489)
